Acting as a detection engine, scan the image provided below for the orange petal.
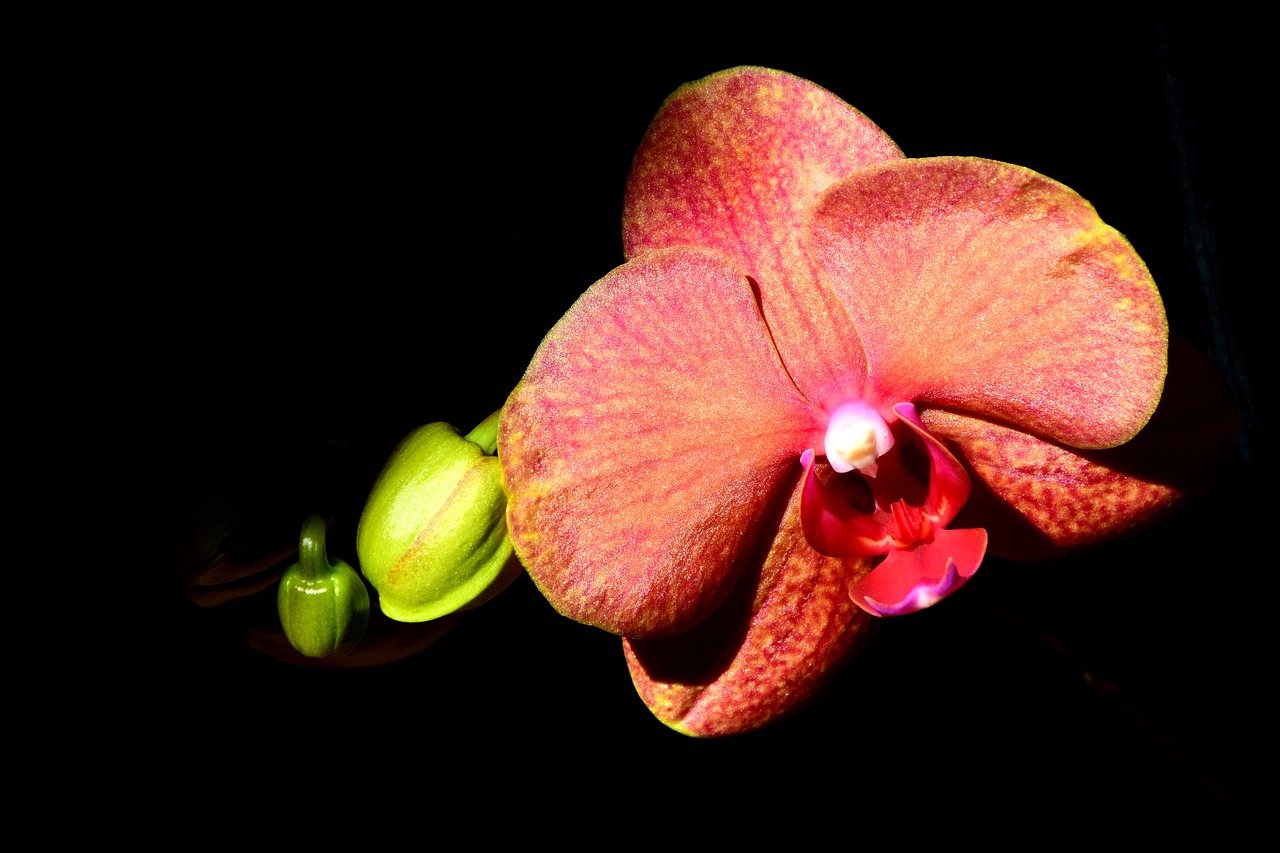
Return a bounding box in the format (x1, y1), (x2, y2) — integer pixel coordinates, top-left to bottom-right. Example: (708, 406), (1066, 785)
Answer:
(623, 67), (902, 401)
(809, 157), (1168, 449)
(921, 336), (1235, 558)
(625, 476), (874, 736)
(500, 247), (822, 638)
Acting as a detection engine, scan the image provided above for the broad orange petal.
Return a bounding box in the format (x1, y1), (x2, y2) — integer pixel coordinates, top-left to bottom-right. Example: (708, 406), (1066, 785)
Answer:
(809, 157), (1168, 449)
(623, 67), (902, 401)
(500, 247), (822, 638)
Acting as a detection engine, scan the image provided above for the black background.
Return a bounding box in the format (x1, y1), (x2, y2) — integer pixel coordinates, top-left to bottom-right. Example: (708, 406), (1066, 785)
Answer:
(149, 7), (1266, 840)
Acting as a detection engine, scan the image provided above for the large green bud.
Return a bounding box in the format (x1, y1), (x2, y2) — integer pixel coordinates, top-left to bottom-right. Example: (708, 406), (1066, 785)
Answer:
(357, 410), (520, 622)
(277, 514), (370, 659)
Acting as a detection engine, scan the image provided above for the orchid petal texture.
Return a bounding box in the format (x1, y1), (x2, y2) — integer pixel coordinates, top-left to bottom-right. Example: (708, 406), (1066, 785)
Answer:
(500, 67), (1201, 737)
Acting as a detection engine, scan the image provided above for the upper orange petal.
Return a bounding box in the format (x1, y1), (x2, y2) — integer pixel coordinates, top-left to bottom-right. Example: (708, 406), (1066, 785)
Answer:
(808, 157), (1168, 449)
(623, 66), (903, 402)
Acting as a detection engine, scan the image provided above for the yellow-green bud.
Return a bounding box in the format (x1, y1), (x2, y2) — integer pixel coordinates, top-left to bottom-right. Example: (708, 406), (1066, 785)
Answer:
(356, 410), (520, 622)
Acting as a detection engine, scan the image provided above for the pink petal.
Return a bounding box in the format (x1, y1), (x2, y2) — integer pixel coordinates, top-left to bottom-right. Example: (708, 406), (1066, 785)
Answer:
(848, 527), (988, 617)
(800, 448), (895, 557)
(625, 476), (874, 737)
(808, 157), (1168, 450)
(890, 402), (971, 529)
(500, 247), (824, 639)
(623, 67), (902, 401)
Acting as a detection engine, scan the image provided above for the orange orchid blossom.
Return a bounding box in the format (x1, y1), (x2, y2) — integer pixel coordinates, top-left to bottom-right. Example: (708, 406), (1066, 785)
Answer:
(499, 67), (1206, 737)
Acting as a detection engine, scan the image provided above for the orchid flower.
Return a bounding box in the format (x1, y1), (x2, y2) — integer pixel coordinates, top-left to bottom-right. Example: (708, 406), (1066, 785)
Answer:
(498, 67), (1210, 737)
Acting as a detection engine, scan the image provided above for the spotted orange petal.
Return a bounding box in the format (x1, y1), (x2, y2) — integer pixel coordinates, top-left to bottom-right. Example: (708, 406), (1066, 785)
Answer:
(625, 476), (873, 736)
(922, 337), (1235, 558)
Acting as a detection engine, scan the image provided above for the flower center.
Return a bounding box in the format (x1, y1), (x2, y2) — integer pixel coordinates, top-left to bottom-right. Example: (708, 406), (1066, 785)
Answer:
(823, 401), (894, 477)
(802, 401), (973, 559)
(887, 499), (932, 548)
(802, 402), (988, 618)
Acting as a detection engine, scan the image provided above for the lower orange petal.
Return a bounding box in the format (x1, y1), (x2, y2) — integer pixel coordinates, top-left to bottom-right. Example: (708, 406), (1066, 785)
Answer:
(625, 474), (874, 737)
(922, 336), (1234, 559)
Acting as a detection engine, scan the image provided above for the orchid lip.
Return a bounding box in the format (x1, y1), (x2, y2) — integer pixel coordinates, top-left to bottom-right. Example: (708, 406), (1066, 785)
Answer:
(802, 401), (988, 617)
(862, 558), (959, 616)
(847, 527), (987, 617)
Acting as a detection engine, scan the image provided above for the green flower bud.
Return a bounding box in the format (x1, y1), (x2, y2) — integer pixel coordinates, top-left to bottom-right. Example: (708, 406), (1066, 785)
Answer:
(277, 514), (370, 658)
(357, 410), (520, 623)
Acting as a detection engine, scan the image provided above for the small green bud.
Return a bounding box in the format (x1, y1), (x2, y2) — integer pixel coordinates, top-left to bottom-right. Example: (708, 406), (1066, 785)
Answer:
(277, 514), (370, 658)
(357, 410), (520, 622)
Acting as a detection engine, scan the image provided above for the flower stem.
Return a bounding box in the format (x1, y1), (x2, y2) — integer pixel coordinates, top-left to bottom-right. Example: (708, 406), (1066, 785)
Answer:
(465, 407), (503, 455)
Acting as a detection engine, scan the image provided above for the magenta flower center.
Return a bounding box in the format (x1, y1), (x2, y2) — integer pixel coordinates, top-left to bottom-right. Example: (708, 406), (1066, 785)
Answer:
(801, 401), (987, 616)
(886, 500), (933, 549)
